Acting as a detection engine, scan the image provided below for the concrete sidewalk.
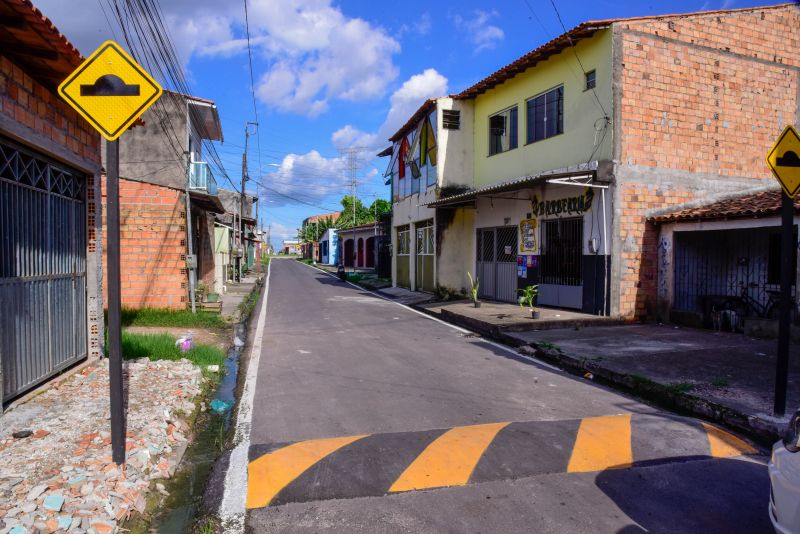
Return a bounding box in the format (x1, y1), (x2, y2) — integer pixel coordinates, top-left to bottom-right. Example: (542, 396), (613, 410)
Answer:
(506, 324), (798, 442)
(416, 300), (623, 336)
(221, 273), (261, 319)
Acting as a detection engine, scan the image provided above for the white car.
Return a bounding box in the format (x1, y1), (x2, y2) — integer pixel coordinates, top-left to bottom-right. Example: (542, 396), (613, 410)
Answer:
(770, 409), (800, 534)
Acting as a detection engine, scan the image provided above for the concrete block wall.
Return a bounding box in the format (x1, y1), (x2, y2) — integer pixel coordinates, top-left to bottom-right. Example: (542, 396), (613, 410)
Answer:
(101, 177), (187, 309)
(611, 4), (800, 320)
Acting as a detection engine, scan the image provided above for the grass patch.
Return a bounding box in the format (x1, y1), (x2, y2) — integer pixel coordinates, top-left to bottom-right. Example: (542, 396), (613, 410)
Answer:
(666, 382), (695, 394)
(237, 285), (260, 318)
(536, 341), (560, 352)
(298, 258), (314, 265)
(261, 255), (270, 267)
(630, 373), (656, 386)
(121, 332), (225, 368)
(120, 308), (226, 329)
(710, 377), (730, 388)
(347, 273), (365, 282)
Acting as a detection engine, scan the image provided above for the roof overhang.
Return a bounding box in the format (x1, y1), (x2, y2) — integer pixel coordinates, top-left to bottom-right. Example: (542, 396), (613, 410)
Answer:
(188, 98), (223, 141)
(189, 190), (225, 214)
(389, 99), (438, 143)
(424, 169), (598, 208)
(0, 0), (84, 89)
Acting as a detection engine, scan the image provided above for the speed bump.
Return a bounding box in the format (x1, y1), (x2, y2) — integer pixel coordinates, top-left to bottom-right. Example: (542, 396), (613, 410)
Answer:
(245, 414), (760, 509)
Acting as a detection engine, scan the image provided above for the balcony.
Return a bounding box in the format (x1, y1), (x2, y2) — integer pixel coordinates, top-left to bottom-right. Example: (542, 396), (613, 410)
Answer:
(189, 161), (218, 196)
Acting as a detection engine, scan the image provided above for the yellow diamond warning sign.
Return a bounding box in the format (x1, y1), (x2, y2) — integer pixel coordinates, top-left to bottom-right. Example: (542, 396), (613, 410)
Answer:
(58, 41), (162, 141)
(767, 125), (800, 198)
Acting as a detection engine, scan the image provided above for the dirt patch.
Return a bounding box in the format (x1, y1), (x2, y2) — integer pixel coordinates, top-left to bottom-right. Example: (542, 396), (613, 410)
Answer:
(124, 326), (230, 351)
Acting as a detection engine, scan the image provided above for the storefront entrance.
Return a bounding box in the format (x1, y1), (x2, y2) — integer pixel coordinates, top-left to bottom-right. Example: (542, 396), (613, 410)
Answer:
(538, 217), (583, 309)
(476, 226), (517, 302)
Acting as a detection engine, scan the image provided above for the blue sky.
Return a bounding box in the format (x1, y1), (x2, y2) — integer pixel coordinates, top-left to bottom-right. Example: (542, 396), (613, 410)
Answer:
(39, 0), (773, 245)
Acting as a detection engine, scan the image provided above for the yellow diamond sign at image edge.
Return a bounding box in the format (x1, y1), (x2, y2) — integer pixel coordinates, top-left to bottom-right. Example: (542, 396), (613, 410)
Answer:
(58, 41), (162, 141)
(766, 125), (800, 198)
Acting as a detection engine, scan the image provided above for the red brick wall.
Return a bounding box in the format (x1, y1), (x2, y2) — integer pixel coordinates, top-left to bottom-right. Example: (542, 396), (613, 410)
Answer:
(0, 55), (100, 165)
(101, 177), (187, 309)
(614, 5), (800, 319)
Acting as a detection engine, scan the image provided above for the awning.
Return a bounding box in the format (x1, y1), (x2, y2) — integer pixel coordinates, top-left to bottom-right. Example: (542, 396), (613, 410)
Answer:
(422, 169), (597, 208)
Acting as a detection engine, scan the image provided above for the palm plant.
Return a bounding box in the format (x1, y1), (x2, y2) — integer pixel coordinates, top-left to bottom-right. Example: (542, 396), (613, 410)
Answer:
(467, 272), (480, 308)
(518, 284), (540, 318)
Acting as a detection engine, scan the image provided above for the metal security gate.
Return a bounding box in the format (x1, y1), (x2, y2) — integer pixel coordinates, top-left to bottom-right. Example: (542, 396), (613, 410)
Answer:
(415, 220), (434, 292)
(538, 217), (583, 309)
(673, 227), (794, 320)
(0, 137), (87, 402)
(476, 226), (517, 302)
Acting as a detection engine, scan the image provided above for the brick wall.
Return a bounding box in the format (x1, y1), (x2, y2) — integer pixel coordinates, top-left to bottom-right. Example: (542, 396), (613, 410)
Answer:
(614, 5), (800, 319)
(101, 177), (187, 309)
(0, 55), (100, 166)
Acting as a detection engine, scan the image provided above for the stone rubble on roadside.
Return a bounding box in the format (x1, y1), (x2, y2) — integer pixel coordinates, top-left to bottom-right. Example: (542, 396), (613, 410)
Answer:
(0, 358), (204, 533)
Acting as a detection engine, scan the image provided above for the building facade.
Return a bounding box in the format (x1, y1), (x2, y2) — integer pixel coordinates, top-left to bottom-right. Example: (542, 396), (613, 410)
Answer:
(387, 3), (799, 319)
(101, 90), (225, 309)
(0, 0), (103, 404)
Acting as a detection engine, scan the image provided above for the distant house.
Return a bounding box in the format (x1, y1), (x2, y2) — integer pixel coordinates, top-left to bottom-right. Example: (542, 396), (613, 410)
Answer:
(216, 189), (258, 288)
(101, 90), (226, 309)
(320, 229), (339, 265)
(282, 240), (302, 255)
(0, 0), (103, 404)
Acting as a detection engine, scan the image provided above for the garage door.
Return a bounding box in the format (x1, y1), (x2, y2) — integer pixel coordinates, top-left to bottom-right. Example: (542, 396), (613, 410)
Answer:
(0, 136), (87, 402)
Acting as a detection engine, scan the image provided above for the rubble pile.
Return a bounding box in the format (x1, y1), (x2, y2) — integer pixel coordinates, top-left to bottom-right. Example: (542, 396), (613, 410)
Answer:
(0, 358), (203, 533)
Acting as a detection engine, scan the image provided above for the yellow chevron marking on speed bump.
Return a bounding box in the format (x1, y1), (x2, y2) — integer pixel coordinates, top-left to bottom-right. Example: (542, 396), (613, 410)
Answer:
(247, 434), (367, 509)
(389, 422), (510, 492)
(567, 414), (633, 473)
(702, 423), (758, 458)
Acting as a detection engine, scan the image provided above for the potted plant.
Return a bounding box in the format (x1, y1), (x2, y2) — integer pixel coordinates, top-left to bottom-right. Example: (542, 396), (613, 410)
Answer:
(518, 284), (540, 319)
(467, 272), (481, 308)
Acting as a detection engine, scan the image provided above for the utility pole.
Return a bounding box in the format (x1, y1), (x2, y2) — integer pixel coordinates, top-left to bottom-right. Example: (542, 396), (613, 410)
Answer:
(340, 147), (363, 272)
(185, 151), (196, 314)
(241, 121), (258, 280)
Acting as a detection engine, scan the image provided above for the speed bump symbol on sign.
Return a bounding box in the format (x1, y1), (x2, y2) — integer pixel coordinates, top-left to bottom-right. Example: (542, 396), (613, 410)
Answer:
(766, 125), (800, 198)
(58, 40), (162, 141)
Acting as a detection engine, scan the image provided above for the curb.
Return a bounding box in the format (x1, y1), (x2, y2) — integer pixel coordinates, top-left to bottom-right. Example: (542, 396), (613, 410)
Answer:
(410, 304), (782, 445)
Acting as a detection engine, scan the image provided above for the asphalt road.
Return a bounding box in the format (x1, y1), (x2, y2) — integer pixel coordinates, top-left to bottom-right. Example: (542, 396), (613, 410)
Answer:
(243, 259), (770, 533)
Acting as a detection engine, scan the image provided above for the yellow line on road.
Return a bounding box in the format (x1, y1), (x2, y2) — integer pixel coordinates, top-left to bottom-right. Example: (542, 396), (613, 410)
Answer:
(567, 414), (632, 473)
(389, 422), (509, 493)
(247, 434), (367, 509)
(702, 423), (757, 458)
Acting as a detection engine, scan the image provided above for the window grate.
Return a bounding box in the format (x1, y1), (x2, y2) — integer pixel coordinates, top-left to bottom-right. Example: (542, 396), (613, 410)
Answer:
(442, 109), (460, 130)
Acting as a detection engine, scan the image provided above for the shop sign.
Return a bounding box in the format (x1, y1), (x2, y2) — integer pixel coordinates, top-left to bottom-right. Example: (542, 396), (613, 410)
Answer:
(531, 188), (594, 218)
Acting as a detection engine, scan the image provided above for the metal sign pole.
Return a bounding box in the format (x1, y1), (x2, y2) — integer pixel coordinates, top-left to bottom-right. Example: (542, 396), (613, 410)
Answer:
(775, 191), (793, 416)
(106, 140), (125, 464)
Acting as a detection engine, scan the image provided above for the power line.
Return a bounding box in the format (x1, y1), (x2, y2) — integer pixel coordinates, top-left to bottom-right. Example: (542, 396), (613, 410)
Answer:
(546, 0), (608, 118)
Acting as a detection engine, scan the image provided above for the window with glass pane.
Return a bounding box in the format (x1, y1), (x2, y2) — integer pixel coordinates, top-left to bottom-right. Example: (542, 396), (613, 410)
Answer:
(489, 106), (518, 155)
(526, 86), (563, 144)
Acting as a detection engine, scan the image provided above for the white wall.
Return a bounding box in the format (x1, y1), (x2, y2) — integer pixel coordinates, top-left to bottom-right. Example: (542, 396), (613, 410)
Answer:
(474, 183), (612, 256)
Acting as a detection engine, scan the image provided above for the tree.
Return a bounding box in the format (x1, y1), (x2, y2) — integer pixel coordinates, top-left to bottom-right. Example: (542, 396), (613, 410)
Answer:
(335, 195), (372, 229)
(300, 215), (335, 242)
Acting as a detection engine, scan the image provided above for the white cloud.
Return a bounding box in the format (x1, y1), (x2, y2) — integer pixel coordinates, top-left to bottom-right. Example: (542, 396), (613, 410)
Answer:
(398, 13), (432, 38)
(267, 222), (298, 243)
(453, 10), (505, 53)
(35, 0), (401, 117)
(264, 150), (349, 207)
(332, 68), (449, 150)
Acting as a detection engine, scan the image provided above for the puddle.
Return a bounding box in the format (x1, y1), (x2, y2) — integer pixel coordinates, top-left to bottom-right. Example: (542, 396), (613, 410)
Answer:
(144, 321), (246, 533)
